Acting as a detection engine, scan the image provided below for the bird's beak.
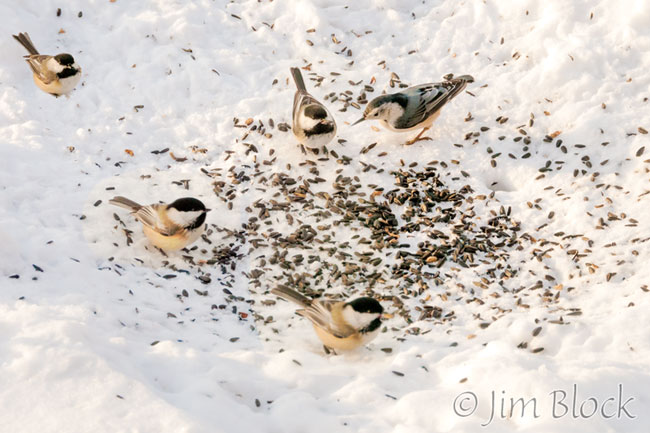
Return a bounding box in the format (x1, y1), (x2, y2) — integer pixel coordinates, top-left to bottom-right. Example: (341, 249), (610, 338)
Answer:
(204, 209), (211, 213)
(351, 117), (365, 126)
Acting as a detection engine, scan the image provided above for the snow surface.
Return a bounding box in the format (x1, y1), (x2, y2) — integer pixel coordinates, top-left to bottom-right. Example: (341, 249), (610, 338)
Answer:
(2, 0), (650, 432)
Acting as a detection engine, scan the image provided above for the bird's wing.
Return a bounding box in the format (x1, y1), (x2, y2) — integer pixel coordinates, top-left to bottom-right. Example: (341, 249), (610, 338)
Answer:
(25, 55), (58, 85)
(133, 205), (177, 236)
(397, 81), (468, 129)
(299, 300), (356, 338)
(293, 91), (323, 116)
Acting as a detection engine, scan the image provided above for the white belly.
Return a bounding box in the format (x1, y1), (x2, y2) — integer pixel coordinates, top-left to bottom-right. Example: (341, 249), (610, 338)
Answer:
(297, 130), (337, 147)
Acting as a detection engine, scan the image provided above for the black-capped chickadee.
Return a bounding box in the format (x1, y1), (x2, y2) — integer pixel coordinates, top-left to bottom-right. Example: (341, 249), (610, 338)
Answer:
(271, 285), (384, 352)
(353, 74), (474, 145)
(109, 196), (209, 251)
(290, 67), (337, 148)
(12, 32), (81, 96)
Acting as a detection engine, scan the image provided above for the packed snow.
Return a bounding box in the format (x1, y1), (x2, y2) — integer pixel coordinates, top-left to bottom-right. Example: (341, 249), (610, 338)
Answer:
(1, 0), (649, 432)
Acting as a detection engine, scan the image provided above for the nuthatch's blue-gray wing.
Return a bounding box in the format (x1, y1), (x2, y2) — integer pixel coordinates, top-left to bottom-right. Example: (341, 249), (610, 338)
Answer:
(395, 78), (471, 129)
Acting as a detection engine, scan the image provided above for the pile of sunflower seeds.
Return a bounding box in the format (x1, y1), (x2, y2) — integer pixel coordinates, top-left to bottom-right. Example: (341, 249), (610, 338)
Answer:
(204, 148), (524, 327)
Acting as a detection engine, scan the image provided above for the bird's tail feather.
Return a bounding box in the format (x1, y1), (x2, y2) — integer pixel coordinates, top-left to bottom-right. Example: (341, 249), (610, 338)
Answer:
(452, 74), (474, 83)
(109, 196), (142, 211)
(290, 67), (307, 92)
(12, 32), (39, 55)
(271, 285), (311, 308)
(446, 75), (474, 100)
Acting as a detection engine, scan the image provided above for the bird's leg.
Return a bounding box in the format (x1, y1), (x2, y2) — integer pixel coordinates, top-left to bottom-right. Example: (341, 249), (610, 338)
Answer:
(323, 345), (336, 355)
(405, 127), (432, 145)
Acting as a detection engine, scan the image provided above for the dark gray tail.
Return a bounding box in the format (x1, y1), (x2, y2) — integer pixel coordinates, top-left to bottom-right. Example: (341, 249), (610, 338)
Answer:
(290, 67), (307, 92)
(13, 32), (39, 55)
(452, 74), (474, 83)
(271, 285), (311, 308)
(109, 196), (142, 212)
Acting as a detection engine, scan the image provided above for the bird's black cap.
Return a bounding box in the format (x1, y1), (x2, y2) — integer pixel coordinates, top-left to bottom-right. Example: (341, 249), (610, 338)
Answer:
(54, 53), (75, 66)
(347, 297), (383, 314)
(168, 197), (207, 212)
(304, 105), (328, 120)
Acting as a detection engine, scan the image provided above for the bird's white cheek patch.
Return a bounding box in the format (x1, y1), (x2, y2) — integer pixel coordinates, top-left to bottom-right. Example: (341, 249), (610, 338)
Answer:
(298, 113), (321, 129)
(167, 208), (203, 227)
(342, 307), (379, 329)
(46, 57), (65, 73)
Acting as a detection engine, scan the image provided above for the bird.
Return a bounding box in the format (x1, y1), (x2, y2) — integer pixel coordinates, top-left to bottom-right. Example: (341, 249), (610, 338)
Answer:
(12, 32), (81, 96)
(109, 196), (209, 251)
(271, 285), (384, 353)
(352, 74), (474, 145)
(290, 67), (337, 149)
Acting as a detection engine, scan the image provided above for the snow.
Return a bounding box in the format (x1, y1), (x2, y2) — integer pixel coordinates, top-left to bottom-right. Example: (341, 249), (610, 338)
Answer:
(2, 0), (650, 432)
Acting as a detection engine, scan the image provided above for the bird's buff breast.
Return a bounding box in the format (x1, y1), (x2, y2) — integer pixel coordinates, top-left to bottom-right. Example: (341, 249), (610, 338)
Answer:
(312, 324), (379, 351)
(142, 225), (202, 251)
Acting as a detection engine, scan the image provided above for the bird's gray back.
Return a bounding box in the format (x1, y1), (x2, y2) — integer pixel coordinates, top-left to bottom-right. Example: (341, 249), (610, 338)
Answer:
(394, 82), (465, 129)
